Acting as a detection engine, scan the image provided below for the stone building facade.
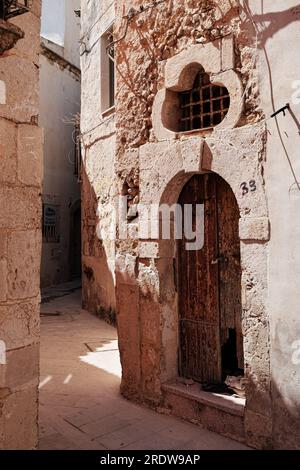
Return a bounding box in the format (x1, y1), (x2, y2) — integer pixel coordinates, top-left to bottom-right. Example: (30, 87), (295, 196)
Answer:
(40, 0), (81, 288)
(80, 0), (300, 449)
(0, 0), (42, 449)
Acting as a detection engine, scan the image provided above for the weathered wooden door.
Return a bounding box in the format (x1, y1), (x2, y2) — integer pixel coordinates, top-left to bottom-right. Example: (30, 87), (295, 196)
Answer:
(178, 173), (242, 383)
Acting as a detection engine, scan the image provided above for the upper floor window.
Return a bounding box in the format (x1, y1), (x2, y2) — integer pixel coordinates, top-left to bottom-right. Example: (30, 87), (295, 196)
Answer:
(179, 71), (230, 132)
(101, 27), (115, 113)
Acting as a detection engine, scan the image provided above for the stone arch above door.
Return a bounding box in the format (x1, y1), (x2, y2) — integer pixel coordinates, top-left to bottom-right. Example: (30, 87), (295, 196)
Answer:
(152, 37), (244, 141)
(139, 123), (269, 246)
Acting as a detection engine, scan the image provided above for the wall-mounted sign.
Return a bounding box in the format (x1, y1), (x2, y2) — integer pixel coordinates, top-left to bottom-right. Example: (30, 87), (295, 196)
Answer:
(43, 204), (60, 243)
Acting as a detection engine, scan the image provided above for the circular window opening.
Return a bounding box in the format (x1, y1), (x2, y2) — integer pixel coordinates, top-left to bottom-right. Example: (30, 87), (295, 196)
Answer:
(179, 71), (230, 132)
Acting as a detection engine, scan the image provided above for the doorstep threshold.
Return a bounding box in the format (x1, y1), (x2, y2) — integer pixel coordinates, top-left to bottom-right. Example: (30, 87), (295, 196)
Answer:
(162, 381), (245, 417)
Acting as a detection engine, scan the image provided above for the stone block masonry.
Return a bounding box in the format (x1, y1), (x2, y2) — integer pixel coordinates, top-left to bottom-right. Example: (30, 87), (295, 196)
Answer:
(0, 0), (42, 449)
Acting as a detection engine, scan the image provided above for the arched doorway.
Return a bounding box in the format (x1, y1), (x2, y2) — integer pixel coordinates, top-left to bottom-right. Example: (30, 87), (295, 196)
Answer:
(177, 172), (243, 384)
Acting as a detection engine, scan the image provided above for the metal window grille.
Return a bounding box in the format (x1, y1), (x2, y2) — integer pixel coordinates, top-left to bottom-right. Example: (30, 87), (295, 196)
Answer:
(0, 1), (31, 20)
(42, 204), (60, 243)
(179, 72), (230, 132)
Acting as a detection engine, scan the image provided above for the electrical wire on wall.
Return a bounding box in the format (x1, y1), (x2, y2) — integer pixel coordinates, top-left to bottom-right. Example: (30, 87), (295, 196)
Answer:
(79, 0), (170, 149)
(80, 0), (168, 58)
(238, 1), (300, 193)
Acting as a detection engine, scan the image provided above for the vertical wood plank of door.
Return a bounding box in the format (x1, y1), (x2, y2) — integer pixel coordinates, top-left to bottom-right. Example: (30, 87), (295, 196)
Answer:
(217, 175), (244, 370)
(204, 174), (222, 381)
(178, 174), (221, 382)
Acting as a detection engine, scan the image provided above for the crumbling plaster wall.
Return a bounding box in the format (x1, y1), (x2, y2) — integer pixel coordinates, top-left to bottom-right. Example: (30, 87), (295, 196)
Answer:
(80, 0), (117, 322)
(0, 0), (42, 449)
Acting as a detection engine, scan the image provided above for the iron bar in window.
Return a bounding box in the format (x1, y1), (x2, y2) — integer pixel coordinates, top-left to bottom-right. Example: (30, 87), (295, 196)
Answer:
(179, 72), (230, 132)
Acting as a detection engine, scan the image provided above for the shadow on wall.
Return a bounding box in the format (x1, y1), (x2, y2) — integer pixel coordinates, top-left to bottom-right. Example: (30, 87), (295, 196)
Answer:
(81, 166), (117, 326)
(245, 2), (300, 47)
(271, 377), (300, 449)
(80, 159), (143, 401)
(241, 1), (300, 191)
(245, 369), (300, 449)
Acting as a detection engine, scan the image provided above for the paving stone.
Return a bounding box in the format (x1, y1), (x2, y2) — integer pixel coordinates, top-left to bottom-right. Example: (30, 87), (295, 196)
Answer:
(96, 424), (156, 450)
(64, 412), (94, 429)
(80, 415), (130, 440)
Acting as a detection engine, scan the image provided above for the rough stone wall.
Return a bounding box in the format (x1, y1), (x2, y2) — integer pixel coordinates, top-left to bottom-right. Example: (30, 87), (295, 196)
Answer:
(80, 0), (117, 323)
(0, 1), (42, 449)
(115, 0), (261, 156)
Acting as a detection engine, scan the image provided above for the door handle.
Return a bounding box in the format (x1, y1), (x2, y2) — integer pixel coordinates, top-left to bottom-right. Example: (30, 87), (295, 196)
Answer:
(211, 257), (222, 265)
(211, 255), (228, 265)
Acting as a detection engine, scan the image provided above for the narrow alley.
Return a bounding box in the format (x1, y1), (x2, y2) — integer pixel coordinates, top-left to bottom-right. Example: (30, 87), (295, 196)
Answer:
(39, 288), (248, 451)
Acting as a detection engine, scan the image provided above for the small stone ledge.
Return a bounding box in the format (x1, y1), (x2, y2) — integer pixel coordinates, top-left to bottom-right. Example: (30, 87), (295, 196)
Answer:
(0, 19), (24, 55)
(162, 381), (245, 417)
(102, 105), (115, 119)
(162, 381), (246, 444)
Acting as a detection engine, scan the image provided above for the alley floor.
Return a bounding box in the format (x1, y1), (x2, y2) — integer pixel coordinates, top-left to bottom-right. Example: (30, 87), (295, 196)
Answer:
(39, 289), (248, 450)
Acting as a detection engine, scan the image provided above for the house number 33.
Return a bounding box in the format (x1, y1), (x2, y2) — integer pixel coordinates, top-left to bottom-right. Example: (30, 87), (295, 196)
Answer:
(241, 180), (257, 196)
